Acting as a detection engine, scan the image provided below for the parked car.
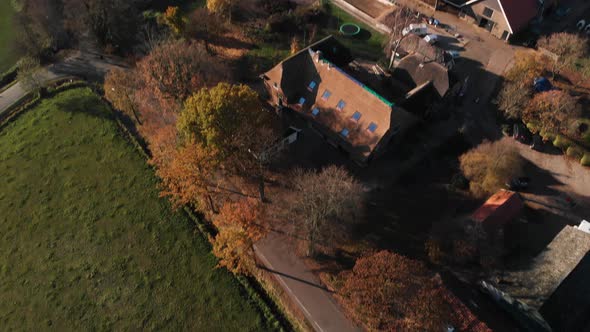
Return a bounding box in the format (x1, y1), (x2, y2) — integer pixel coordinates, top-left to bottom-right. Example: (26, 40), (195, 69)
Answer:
(445, 50), (460, 59)
(402, 23), (428, 37)
(506, 177), (531, 191)
(423, 34), (438, 44)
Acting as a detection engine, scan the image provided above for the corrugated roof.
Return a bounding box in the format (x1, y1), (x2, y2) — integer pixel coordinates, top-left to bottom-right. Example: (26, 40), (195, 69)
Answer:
(471, 190), (523, 225)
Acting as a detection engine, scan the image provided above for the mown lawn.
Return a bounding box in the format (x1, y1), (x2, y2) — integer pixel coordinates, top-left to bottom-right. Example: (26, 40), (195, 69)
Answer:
(324, 2), (386, 61)
(0, 1), (18, 72)
(0, 88), (272, 331)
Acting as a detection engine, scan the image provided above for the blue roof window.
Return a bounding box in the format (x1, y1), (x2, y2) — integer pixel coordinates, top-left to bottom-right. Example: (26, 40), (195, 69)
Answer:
(367, 122), (378, 133)
(298, 97), (306, 106)
(312, 107), (320, 116)
(321, 90), (332, 101)
(351, 111), (362, 122)
(308, 81), (317, 91)
(340, 128), (350, 137)
(336, 100), (346, 111)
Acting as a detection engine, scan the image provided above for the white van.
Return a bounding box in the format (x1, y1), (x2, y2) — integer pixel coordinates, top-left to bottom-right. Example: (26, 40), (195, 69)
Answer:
(402, 23), (428, 37)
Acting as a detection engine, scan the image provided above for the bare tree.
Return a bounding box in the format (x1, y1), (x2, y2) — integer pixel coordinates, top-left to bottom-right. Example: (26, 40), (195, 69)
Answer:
(538, 32), (589, 77)
(382, 5), (417, 69)
(287, 166), (364, 256)
(17, 56), (42, 91)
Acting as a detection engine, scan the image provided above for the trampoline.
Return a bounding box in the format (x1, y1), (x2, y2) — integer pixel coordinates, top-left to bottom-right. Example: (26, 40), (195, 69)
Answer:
(339, 23), (361, 37)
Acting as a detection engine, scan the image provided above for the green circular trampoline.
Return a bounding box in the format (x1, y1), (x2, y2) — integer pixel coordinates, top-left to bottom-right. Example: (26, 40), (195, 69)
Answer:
(339, 23), (361, 36)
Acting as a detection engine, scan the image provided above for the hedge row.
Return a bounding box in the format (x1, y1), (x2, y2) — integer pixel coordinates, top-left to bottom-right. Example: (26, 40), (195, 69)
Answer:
(0, 64), (18, 90)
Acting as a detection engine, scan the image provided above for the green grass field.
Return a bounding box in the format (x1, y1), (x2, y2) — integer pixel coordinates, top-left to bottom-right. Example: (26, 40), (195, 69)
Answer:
(0, 1), (18, 72)
(326, 2), (386, 61)
(0, 88), (272, 331)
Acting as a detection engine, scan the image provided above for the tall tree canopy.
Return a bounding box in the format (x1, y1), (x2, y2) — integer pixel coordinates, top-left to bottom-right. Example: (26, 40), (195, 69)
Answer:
(523, 90), (580, 136)
(177, 83), (275, 171)
(538, 32), (589, 76)
(340, 251), (452, 331)
(460, 140), (524, 198)
(286, 166), (364, 256)
(136, 40), (229, 113)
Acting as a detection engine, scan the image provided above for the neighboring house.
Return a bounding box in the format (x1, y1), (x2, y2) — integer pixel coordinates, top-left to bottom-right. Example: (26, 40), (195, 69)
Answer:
(499, 225), (590, 321)
(393, 54), (450, 99)
(261, 36), (417, 165)
(540, 250), (590, 332)
(443, 0), (540, 40)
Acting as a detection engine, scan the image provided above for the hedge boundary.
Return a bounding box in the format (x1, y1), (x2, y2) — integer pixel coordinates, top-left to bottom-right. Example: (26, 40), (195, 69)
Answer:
(0, 82), (292, 332)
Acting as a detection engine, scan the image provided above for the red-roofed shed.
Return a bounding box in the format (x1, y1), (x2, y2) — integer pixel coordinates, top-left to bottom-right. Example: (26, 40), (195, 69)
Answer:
(472, 190), (523, 227)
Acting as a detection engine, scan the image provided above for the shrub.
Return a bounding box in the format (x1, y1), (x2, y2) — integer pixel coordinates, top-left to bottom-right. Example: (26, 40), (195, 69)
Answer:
(582, 153), (590, 167)
(553, 135), (572, 150)
(566, 145), (584, 159)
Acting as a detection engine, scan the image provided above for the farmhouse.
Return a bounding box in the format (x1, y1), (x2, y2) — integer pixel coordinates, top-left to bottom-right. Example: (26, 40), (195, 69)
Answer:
(261, 36), (417, 165)
(443, 0), (541, 40)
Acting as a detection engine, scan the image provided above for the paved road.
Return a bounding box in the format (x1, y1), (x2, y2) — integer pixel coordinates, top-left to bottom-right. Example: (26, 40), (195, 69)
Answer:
(255, 232), (361, 332)
(0, 47), (124, 115)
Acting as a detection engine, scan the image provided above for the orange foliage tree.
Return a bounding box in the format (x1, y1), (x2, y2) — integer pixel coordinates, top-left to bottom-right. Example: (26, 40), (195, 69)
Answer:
(213, 198), (266, 275)
(163, 6), (184, 35)
(340, 251), (453, 331)
(523, 90), (580, 136)
(155, 141), (220, 211)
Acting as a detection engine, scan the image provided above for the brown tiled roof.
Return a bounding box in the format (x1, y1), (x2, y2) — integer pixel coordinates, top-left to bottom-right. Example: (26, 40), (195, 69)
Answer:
(264, 36), (414, 161)
(394, 54), (450, 97)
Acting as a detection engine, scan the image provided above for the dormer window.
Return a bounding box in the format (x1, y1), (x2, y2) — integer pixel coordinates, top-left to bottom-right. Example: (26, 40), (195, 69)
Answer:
(312, 107), (320, 116)
(298, 97), (306, 106)
(321, 90), (331, 101)
(336, 100), (346, 111)
(351, 112), (362, 122)
(308, 81), (317, 91)
(340, 128), (350, 137)
(367, 122), (378, 133)
(273, 82), (278, 90)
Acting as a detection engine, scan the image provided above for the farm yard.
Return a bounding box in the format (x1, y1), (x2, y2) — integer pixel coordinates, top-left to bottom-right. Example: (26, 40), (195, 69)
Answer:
(0, 88), (273, 331)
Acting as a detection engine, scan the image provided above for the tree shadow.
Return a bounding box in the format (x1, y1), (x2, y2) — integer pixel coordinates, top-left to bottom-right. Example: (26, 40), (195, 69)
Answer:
(55, 94), (114, 120)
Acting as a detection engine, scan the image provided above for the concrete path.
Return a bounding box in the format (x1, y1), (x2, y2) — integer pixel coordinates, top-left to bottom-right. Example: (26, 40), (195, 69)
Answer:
(255, 232), (361, 332)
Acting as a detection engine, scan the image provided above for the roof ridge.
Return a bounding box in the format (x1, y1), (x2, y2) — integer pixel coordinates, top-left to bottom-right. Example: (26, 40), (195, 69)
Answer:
(317, 56), (394, 107)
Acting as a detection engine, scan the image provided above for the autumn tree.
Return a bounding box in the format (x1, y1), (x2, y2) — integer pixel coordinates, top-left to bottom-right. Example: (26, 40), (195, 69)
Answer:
(290, 36), (301, 55)
(340, 251), (452, 331)
(498, 51), (546, 119)
(523, 90), (580, 137)
(155, 141), (220, 211)
(207, 0), (236, 21)
(63, 0), (141, 52)
(184, 8), (225, 52)
(212, 199), (266, 275)
(460, 140), (524, 198)
(104, 68), (141, 123)
(162, 6), (184, 36)
(136, 40), (229, 114)
(286, 166), (364, 256)
(538, 32), (589, 77)
(13, 0), (68, 58)
(177, 83), (276, 177)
